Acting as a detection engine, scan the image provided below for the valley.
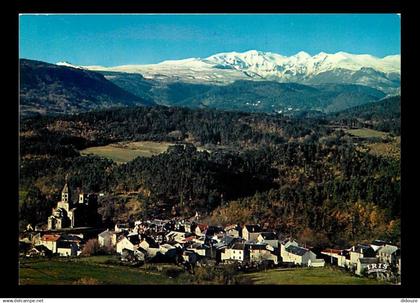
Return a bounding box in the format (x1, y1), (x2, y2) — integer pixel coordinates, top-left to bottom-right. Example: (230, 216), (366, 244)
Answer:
(19, 49), (399, 117)
(17, 13), (402, 289)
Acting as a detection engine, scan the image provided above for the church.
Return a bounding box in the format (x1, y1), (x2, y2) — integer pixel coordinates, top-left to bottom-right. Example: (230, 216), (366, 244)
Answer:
(47, 181), (100, 230)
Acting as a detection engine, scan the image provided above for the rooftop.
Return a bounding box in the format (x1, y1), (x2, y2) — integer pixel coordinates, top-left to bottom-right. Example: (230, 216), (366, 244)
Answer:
(41, 234), (61, 242)
(359, 257), (378, 264)
(259, 232), (277, 240)
(244, 225), (261, 233)
(286, 245), (310, 256)
(231, 243), (246, 250)
(378, 244), (399, 255)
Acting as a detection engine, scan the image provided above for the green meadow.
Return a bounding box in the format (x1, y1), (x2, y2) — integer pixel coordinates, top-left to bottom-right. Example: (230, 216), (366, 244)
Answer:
(20, 256), (386, 285)
(80, 141), (174, 163)
(238, 267), (387, 285)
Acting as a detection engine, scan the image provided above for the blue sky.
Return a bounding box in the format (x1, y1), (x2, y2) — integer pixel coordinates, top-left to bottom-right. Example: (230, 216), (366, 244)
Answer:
(19, 14), (401, 66)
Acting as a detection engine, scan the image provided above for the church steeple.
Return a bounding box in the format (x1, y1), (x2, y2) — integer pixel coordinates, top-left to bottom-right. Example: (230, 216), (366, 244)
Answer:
(62, 175), (69, 203)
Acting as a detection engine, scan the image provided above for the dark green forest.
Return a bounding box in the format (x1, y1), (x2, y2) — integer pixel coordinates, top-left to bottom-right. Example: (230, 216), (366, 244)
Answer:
(19, 98), (400, 248)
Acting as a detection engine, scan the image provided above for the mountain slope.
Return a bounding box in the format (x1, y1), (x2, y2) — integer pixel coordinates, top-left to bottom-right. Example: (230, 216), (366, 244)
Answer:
(100, 72), (386, 114)
(83, 50), (400, 94)
(20, 59), (155, 115)
(183, 81), (386, 113)
(331, 95), (400, 120)
(329, 95), (400, 135)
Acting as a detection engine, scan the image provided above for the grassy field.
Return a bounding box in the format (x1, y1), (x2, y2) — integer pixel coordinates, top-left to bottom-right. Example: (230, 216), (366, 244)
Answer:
(354, 136), (400, 160)
(345, 128), (389, 139)
(19, 256), (191, 285)
(20, 256), (387, 285)
(80, 141), (208, 163)
(80, 141), (174, 163)
(238, 267), (387, 285)
(365, 140), (400, 159)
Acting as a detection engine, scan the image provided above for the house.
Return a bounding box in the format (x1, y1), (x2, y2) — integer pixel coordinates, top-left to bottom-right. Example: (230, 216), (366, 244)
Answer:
(321, 248), (350, 268)
(19, 233), (32, 245)
(26, 245), (52, 257)
(211, 231), (226, 243)
(115, 223), (131, 233)
(349, 244), (376, 269)
(139, 236), (160, 257)
(219, 235), (237, 247)
(192, 236), (206, 245)
(40, 234), (61, 253)
(116, 235), (141, 254)
(282, 245), (318, 266)
(183, 235), (197, 244)
(242, 225), (262, 241)
(159, 243), (178, 259)
(281, 239), (299, 248)
(182, 221), (197, 233)
(221, 243), (248, 263)
(224, 224), (241, 238)
(308, 259), (325, 267)
(149, 219), (170, 233)
(31, 233), (42, 246)
(59, 233), (83, 244)
(247, 243), (278, 265)
(98, 229), (117, 248)
(257, 232), (279, 249)
(165, 231), (189, 243)
(213, 236), (238, 255)
(57, 241), (81, 257)
(280, 239), (299, 262)
(370, 240), (388, 252)
(187, 242), (210, 257)
(377, 244), (399, 265)
(205, 226), (224, 238)
(195, 224), (209, 237)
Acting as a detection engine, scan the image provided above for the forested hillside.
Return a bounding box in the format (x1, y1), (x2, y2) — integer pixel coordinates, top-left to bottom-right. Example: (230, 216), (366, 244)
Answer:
(329, 96), (400, 135)
(20, 59), (154, 116)
(19, 105), (400, 248)
(103, 72), (387, 113)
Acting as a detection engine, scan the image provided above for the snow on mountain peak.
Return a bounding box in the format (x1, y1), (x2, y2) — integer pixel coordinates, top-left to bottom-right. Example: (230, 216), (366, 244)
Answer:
(77, 50), (400, 93)
(56, 61), (84, 69)
(293, 51), (311, 59)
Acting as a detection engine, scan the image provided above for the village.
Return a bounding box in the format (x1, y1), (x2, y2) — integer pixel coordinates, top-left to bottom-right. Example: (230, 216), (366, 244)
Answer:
(19, 182), (401, 283)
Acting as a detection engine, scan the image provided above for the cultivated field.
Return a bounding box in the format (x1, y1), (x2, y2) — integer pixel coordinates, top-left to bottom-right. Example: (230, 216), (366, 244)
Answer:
(80, 141), (207, 163)
(345, 128), (389, 139)
(80, 141), (175, 163)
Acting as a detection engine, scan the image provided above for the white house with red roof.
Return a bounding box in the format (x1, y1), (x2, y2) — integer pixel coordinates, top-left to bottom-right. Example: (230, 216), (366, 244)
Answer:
(40, 234), (61, 253)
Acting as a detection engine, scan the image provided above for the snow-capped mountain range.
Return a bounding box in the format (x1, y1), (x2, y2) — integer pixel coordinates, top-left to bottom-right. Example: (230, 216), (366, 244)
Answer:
(57, 50), (401, 94)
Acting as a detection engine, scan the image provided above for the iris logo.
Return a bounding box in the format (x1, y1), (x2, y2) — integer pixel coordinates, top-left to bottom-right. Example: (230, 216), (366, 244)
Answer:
(366, 263), (389, 274)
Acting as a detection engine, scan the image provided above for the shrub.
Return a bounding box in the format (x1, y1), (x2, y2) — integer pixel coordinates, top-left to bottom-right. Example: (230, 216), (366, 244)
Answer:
(81, 239), (100, 256)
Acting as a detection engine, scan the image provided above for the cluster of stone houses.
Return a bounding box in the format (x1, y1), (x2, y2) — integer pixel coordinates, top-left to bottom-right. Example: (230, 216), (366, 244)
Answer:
(20, 232), (84, 257)
(19, 182), (400, 281)
(97, 217), (325, 268)
(321, 240), (401, 278)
